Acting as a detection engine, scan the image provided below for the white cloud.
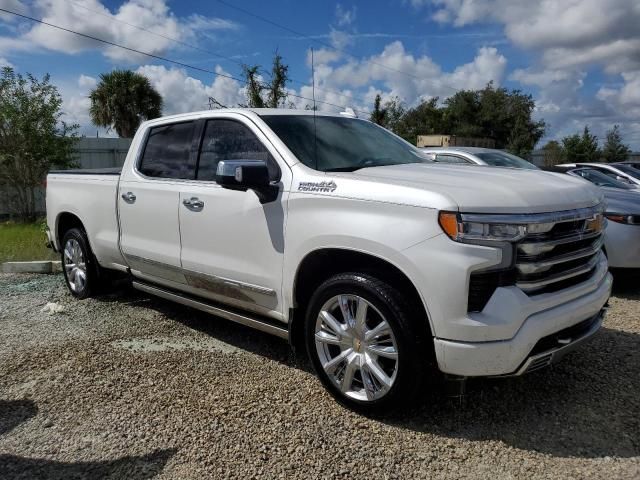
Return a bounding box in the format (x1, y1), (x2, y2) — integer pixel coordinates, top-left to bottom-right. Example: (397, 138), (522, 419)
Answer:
(415, 0), (640, 147)
(136, 64), (245, 113)
(0, 0), (29, 21)
(0, 0), (240, 62)
(0, 56), (13, 67)
(426, 0), (640, 73)
(77, 73), (97, 89)
(335, 4), (357, 27)
(307, 42), (506, 110)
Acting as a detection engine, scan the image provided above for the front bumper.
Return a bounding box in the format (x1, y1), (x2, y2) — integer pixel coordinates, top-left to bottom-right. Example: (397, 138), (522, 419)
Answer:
(433, 269), (612, 377)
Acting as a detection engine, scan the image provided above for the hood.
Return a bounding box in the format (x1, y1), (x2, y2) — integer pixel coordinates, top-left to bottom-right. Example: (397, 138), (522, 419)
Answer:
(343, 163), (604, 214)
(601, 187), (640, 215)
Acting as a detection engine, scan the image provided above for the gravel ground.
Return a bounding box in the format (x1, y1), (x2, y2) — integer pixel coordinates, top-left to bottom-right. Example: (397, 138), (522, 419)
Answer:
(0, 273), (638, 479)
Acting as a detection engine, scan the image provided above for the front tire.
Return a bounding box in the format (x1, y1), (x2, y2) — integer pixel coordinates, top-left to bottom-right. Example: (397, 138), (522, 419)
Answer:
(61, 228), (100, 299)
(304, 273), (430, 413)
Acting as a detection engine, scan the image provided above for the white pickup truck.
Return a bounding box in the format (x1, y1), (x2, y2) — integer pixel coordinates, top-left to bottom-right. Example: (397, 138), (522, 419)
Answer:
(46, 109), (612, 412)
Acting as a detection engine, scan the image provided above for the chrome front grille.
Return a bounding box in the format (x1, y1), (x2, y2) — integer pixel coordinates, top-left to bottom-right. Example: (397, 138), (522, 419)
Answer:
(515, 210), (604, 295)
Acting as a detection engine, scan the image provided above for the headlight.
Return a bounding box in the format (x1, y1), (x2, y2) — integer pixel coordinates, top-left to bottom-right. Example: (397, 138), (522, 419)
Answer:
(605, 213), (640, 225)
(438, 212), (527, 242)
(438, 209), (605, 243)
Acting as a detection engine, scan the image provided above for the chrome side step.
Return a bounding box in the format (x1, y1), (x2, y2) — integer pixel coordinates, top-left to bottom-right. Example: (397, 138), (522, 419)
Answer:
(132, 281), (289, 340)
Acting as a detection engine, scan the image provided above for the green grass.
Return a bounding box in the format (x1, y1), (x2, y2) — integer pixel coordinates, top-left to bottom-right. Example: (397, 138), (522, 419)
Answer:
(0, 221), (58, 264)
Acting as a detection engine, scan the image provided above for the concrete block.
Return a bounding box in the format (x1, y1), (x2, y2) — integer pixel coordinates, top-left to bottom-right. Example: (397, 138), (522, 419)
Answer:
(2, 261), (54, 274)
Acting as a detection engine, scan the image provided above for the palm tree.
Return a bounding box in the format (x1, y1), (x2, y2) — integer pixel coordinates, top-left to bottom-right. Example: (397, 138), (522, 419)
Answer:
(89, 70), (163, 138)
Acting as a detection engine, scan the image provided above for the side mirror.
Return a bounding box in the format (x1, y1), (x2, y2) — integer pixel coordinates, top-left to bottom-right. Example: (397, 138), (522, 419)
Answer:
(616, 175), (631, 184)
(216, 160), (277, 203)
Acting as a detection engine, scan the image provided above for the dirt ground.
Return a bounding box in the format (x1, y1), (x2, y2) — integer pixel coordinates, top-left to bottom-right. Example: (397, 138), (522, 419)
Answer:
(0, 272), (638, 479)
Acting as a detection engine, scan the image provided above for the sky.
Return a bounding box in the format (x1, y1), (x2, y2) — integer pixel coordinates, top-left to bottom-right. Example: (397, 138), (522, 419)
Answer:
(1, 0), (639, 149)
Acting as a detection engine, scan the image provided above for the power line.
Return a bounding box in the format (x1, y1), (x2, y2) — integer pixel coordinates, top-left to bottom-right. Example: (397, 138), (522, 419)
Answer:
(62, 0), (372, 107)
(213, 0), (460, 94)
(0, 7), (370, 116)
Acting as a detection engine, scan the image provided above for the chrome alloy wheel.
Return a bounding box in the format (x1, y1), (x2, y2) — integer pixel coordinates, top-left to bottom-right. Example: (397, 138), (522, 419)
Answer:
(63, 238), (87, 293)
(314, 294), (399, 401)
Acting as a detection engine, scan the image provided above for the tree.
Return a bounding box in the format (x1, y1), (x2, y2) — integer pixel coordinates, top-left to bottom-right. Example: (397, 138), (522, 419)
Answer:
(241, 52), (290, 108)
(444, 83), (546, 156)
(390, 97), (443, 144)
(89, 70), (162, 138)
(0, 67), (78, 220)
(370, 94), (387, 126)
(379, 83), (545, 152)
(541, 140), (565, 167)
(602, 125), (630, 163)
(382, 96), (407, 135)
(562, 126), (600, 163)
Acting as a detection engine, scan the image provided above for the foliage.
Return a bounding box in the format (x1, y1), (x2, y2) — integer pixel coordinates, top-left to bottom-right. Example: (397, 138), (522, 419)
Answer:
(562, 126), (601, 163)
(0, 67), (78, 221)
(390, 98), (442, 144)
(0, 221), (57, 262)
(602, 125), (631, 163)
(89, 69), (162, 138)
(242, 52), (291, 108)
(541, 140), (565, 167)
(377, 83), (545, 155)
(370, 94), (387, 125)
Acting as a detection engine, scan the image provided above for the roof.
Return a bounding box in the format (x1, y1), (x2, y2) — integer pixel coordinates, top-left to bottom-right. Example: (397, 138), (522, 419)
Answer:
(419, 146), (503, 154)
(137, 108), (363, 130)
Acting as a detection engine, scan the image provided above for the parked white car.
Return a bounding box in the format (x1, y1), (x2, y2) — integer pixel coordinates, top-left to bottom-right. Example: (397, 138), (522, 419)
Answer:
(420, 147), (538, 169)
(559, 163), (640, 187)
(46, 109), (611, 412)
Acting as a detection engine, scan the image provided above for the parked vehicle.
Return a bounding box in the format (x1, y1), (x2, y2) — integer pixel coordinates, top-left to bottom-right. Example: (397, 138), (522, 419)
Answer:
(46, 109), (611, 412)
(544, 166), (640, 269)
(420, 147), (538, 170)
(559, 162), (640, 187)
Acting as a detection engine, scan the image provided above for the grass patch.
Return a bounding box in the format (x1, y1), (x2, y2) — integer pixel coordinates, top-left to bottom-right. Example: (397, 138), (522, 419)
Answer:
(0, 221), (57, 263)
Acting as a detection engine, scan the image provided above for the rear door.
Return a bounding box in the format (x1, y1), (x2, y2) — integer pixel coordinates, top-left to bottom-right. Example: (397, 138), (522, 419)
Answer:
(118, 120), (199, 286)
(177, 115), (290, 319)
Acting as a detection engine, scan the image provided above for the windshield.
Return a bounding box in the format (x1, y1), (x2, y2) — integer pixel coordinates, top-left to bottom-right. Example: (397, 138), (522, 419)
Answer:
(611, 164), (640, 180)
(571, 168), (634, 189)
(261, 115), (430, 171)
(475, 151), (538, 170)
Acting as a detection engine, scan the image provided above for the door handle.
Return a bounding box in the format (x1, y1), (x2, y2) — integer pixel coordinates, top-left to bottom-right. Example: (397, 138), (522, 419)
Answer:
(121, 192), (136, 203)
(183, 197), (204, 211)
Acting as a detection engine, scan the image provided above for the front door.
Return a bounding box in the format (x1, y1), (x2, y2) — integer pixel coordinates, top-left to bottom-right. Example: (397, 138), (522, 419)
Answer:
(178, 116), (290, 319)
(118, 120), (198, 286)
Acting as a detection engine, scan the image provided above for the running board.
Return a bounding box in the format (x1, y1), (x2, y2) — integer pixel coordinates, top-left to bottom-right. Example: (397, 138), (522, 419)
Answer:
(132, 281), (289, 340)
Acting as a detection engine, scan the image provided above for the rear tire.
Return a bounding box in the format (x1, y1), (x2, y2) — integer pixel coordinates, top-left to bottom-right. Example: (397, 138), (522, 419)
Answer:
(304, 272), (431, 413)
(60, 228), (102, 299)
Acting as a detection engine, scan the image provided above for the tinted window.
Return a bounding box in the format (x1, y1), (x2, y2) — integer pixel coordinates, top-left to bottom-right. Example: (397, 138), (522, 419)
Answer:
(197, 120), (273, 181)
(571, 169), (633, 189)
(435, 154), (471, 164)
(139, 122), (196, 179)
(261, 115), (428, 172)
(475, 151), (538, 170)
(611, 164), (640, 180)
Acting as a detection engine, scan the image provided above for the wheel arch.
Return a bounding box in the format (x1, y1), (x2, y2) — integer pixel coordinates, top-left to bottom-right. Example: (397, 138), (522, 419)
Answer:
(289, 247), (433, 353)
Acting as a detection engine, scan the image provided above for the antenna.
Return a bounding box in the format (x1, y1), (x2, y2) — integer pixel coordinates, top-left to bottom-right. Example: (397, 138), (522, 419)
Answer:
(311, 47), (318, 171)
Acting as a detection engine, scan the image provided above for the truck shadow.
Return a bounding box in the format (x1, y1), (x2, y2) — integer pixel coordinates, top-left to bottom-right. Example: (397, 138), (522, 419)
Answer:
(0, 399), (176, 479)
(611, 268), (640, 300)
(381, 326), (640, 459)
(96, 288), (639, 459)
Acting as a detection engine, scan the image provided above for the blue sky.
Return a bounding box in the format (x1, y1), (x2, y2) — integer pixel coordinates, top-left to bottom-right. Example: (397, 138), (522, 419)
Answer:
(1, 0), (639, 148)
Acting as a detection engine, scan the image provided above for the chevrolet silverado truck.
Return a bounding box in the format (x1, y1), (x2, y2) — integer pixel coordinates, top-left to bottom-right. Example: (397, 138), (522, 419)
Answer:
(46, 109), (612, 412)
